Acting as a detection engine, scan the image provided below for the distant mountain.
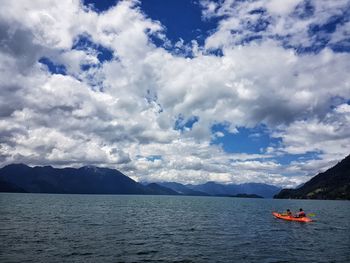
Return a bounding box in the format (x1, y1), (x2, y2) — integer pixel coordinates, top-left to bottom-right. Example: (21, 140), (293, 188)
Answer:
(274, 155), (350, 200)
(187, 182), (281, 198)
(0, 164), (152, 195)
(238, 183), (281, 198)
(188, 182), (228, 195)
(0, 163), (282, 198)
(158, 182), (210, 196)
(146, 183), (180, 195)
(229, 194), (263, 198)
(0, 178), (26, 193)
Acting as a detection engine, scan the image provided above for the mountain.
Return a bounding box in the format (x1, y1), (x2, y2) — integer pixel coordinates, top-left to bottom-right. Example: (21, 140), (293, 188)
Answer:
(229, 194), (263, 198)
(0, 178), (26, 193)
(188, 182), (229, 195)
(187, 182), (281, 198)
(0, 164), (152, 195)
(158, 182), (210, 196)
(0, 163), (282, 198)
(237, 183), (282, 198)
(274, 155), (350, 200)
(146, 183), (180, 195)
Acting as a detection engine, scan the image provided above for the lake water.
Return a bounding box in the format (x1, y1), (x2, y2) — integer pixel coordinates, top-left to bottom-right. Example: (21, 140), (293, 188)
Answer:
(0, 193), (349, 263)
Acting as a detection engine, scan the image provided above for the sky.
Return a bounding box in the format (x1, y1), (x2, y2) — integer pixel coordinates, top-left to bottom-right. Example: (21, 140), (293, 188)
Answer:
(0, 0), (349, 187)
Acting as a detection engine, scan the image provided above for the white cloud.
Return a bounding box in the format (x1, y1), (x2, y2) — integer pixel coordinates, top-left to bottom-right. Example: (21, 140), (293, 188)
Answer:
(274, 104), (350, 158)
(265, 0), (302, 15)
(0, 0), (349, 188)
(202, 0), (350, 51)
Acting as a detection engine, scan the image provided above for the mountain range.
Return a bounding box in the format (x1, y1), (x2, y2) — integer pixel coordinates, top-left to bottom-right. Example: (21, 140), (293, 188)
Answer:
(274, 154), (350, 200)
(185, 181), (281, 198)
(155, 181), (280, 198)
(0, 164), (151, 195)
(1, 154), (348, 199)
(0, 164), (280, 197)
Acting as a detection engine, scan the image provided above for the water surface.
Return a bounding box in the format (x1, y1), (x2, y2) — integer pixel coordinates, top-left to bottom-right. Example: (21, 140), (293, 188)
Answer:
(0, 193), (349, 262)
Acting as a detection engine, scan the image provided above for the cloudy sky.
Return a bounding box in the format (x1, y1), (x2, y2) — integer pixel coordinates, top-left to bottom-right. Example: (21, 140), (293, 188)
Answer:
(0, 0), (349, 187)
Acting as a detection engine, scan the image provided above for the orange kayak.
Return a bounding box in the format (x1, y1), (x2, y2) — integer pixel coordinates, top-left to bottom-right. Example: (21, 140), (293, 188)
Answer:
(272, 212), (313, 222)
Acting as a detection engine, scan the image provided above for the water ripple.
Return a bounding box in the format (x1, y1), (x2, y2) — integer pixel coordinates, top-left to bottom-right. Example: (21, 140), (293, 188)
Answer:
(0, 193), (349, 263)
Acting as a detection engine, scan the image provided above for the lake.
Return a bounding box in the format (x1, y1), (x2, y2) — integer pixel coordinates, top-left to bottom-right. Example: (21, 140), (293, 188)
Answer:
(0, 193), (349, 262)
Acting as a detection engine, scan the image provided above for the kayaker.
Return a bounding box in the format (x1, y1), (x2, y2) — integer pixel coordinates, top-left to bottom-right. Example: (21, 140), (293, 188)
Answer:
(286, 209), (292, 216)
(295, 208), (306, 218)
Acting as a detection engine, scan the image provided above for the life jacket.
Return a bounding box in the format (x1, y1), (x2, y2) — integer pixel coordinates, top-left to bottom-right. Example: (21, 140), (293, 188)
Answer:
(297, 211), (306, 217)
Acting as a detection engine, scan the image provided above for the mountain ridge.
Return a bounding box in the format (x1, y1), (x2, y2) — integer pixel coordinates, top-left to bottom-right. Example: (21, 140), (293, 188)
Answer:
(186, 181), (281, 198)
(274, 155), (350, 200)
(0, 163), (150, 195)
(1, 163), (280, 197)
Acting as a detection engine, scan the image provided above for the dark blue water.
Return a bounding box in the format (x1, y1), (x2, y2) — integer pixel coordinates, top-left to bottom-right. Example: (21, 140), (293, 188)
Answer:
(0, 193), (349, 263)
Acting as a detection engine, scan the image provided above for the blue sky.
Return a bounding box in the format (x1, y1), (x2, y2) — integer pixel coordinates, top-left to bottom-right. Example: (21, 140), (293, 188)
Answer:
(84, 0), (219, 45)
(0, 0), (349, 187)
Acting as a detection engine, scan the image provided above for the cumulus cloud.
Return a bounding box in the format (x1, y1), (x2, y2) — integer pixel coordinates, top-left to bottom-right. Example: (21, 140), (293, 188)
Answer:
(201, 0), (350, 52)
(274, 103), (350, 157)
(0, 0), (349, 187)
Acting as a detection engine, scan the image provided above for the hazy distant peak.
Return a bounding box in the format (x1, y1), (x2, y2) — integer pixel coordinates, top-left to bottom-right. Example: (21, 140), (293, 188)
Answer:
(4, 163), (30, 168)
(80, 165), (99, 171)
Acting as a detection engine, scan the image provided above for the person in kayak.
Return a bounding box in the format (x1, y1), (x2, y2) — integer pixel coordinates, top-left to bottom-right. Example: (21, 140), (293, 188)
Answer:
(286, 209), (293, 216)
(295, 208), (306, 218)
